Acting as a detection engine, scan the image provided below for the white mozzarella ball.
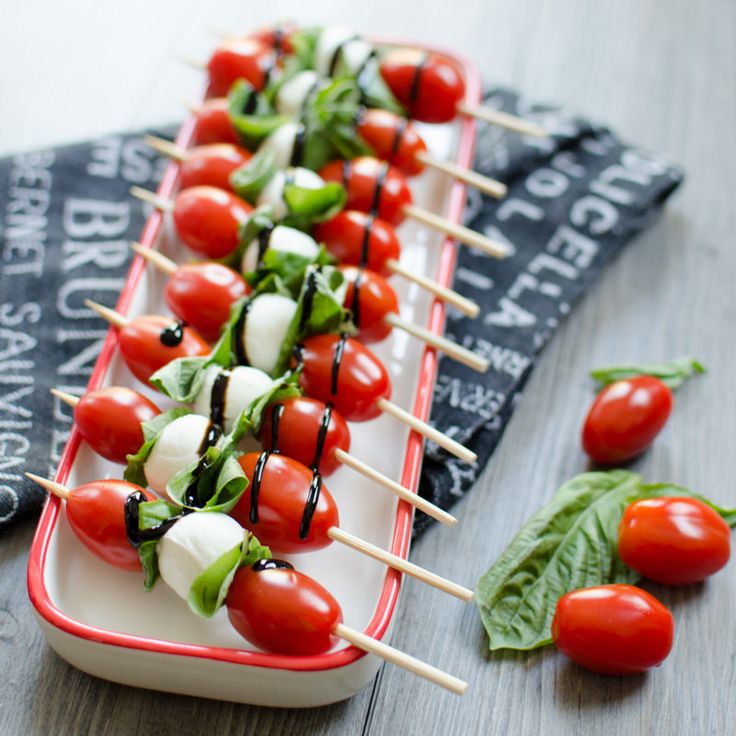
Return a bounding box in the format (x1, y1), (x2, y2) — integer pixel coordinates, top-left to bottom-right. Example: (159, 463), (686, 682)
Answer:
(257, 168), (326, 220)
(276, 71), (320, 116)
(194, 365), (275, 432)
(315, 27), (359, 76)
(242, 293), (297, 374)
(144, 414), (218, 496)
(259, 122), (299, 171)
(241, 225), (320, 274)
(158, 512), (244, 600)
(340, 39), (373, 75)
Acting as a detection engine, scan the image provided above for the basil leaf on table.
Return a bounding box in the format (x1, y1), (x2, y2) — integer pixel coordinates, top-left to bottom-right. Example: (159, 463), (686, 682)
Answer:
(591, 356), (705, 390)
(123, 408), (192, 487)
(188, 532), (272, 618)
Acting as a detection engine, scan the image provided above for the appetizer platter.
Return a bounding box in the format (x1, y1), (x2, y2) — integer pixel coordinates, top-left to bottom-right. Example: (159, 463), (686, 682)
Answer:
(26, 25), (544, 707)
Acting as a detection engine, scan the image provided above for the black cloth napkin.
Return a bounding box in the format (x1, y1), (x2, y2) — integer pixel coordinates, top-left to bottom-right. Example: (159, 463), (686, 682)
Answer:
(0, 89), (682, 533)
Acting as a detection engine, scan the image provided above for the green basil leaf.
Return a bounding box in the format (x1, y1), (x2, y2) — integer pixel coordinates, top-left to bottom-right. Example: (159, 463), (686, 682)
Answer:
(288, 28), (319, 69)
(241, 369), (302, 435)
(246, 244), (334, 296)
(591, 357), (706, 390)
(139, 540), (160, 591)
(227, 81), (290, 150)
(230, 147), (277, 203)
(123, 408), (192, 487)
(282, 181), (346, 228)
(149, 357), (211, 403)
(333, 56), (405, 115)
(138, 498), (181, 530)
(188, 531), (271, 618)
(476, 470), (643, 651)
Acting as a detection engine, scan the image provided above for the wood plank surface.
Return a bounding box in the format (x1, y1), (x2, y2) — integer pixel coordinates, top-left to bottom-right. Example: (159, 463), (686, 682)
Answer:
(1, 0), (734, 734)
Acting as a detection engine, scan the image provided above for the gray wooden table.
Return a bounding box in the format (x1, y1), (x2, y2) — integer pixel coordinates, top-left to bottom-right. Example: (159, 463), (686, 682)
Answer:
(1, 0), (734, 734)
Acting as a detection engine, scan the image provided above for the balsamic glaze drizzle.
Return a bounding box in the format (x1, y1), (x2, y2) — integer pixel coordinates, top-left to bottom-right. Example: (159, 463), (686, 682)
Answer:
(330, 333), (348, 396)
(370, 162), (389, 216)
(233, 300), (252, 365)
(159, 320), (185, 347)
(299, 472), (323, 540)
(209, 370), (230, 427)
(249, 403), (284, 524)
(390, 117), (409, 160)
(328, 35), (361, 77)
(354, 49), (378, 97)
(242, 90), (259, 116)
(256, 224), (275, 268)
(124, 490), (190, 548)
(290, 122), (307, 167)
(360, 214), (374, 267)
(252, 558), (294, 572)
(349, 268), (363, 327)
(409, 53), (430, 106)
(298, 270), (319, 333)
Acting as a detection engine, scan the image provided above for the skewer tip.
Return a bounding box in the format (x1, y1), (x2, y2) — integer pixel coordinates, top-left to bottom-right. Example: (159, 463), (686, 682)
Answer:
(25, 473), (70, 499)
(50, 388), (80, 408)
(130, 242), (178, 275)
(84, 299), (130, 328)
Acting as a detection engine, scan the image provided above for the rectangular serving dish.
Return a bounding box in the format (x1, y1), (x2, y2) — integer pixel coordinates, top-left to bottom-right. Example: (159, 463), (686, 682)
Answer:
(27, 35), (481, 708)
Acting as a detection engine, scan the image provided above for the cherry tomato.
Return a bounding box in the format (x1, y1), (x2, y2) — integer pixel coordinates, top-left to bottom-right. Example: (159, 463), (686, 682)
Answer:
(259, 397), (351, 476)
(227, 561), (342, 655)
(164, 262), (249, 342)
(296, 334), (392, 422)
(380, 49), (465, 124)
(356, 109), (427, 177)
(619, 497), (731, 585)
(119, 315), (210, 385)
(192, 98), (240, 146)
(66, 480), (153, 571)
(340, 266), (398, 343)
(551, 584), (674, 676)
(233, 452), (339, 554)
(249, 24), (297, 55)
(313, 210), (401, 277)
(582, 376), (673, 464)
(319, 157), (412, 227)
(179, 144), (251, 192)
(207, 39), (277, 97)
(73, 387), (160, 464)
(172, 186), (252, 259)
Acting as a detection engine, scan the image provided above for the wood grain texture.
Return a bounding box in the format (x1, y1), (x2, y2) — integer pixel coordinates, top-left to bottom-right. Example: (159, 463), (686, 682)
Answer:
(1, 0), (734, 734)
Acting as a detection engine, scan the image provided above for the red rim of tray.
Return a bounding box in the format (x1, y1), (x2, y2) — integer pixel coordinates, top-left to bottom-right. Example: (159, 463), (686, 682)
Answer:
(27, 35), (482, 674)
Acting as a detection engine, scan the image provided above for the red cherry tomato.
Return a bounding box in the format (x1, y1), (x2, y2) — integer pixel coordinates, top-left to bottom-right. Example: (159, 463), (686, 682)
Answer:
(618, 497), (731, 585)
(192, 98), (240, 146)
(227, 562), (342, 655)
(66, 480), (152, 571)
(172, 186), (253, 259)
(179, 144), (251, 192)
(313, 210), (401, 277)
(233, 453), (339, 554)
(259, 397), (351, 476)
(296, 334), (391, 422)
(582, 376), (673, 464)
(356, 109), (427, 177)
(118, 315), (210, 385)
(73, 387), (160, 464)
(340, 266), (398, 343)
(248, 24), (297, 55)
(380, 49), (465, 124)
(207, 39), (276, 97)
(164, 262), (249, 342)
(551, 584), (674, 676)
(319, 157), (412, 227)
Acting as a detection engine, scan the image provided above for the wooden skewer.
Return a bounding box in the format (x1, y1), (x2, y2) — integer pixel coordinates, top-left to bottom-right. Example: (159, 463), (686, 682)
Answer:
(143, 135), (188, 162)
(376, 398), (476, 464)
(401, 203), (508, 259)
(50, 388), (80, 408)
(385, 258), (478, 318)
(131, 242), (178, 275)
(385, 313), (488, 373)
(25, 473), (70, 500)
(333, 448), (456, 527)
(457, 102), (547, 138)
(84, 299), (129, 328)
(415, 151), (507, 199)
(130, 186), (174, 213)
(327, 526), (474, 602)
(334, 622), (467, 694)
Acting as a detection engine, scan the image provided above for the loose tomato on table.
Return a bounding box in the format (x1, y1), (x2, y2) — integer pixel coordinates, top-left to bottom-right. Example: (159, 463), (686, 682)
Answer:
(73, 387), (160, 464)
(551, 584), (674, 676)
(192, 98), (240, 146)
(618, 497), (731, 585)
(226, 560), (342, 655)
(178, 144), (251, 192)
(582, 376), (673, 464)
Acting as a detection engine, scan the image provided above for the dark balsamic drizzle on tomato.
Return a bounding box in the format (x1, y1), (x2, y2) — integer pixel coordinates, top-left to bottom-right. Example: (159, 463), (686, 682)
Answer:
(252, 558), (293, 572)
(290, 122), (307, 167)
(331, 333), (348, 396)
(299, 401), (332, 539)
(360, 214), (374, 267)
(209, 370), (230, 427)
(349, 268), (364, 327)
(409, 53), (430, 106)
(256, 224), (275, 268)
(233, 300), (252, 365)
(249, 403), (284, 524)
(159, 320), (185, 347)
(297, 269), (319, 333)
(124, 490), (190, 548)
(390, 117), (409, 160)
(370, 162), (389, 216)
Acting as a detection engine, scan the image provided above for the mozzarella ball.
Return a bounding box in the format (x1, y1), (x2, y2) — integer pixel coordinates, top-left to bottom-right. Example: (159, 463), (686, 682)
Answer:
(158, 512), (244, 600)
(275, 71), (321, 116)
(257, 167), (326, 220)
(144, 414), (220, 496)
(241, 293), (297, 374)
(241, 225), (320, 274)
(315, 27), (373, 77)
(194, 365), (275, 432)
(259, 122), (299, 171)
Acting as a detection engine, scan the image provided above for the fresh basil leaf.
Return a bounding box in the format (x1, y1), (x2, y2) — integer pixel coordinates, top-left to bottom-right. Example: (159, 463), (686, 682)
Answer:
(138, 498), (181, 530)
(149, 357), (211, 403)
(288, 27), (319, 69)
(246, 244), (335, 296)
(123, 408), (192, 487)
(139, 540), (160, 591)
(188, 531), (272, 618)
(476, 470), (643, 651)
(230, 147), (277, 203)
(242, 370), (302, 435)
(282, 181), (346, 229)
(591, 357), (706, 390)
(227, 81), (290, 150)
(332, 55), (405, 115)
